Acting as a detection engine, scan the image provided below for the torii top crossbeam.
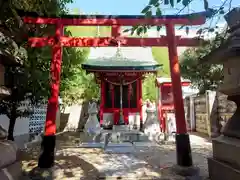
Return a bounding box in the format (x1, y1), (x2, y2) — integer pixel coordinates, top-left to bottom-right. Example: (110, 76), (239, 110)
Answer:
(20, 10), (209, 47)
(23, 12), (207, 25)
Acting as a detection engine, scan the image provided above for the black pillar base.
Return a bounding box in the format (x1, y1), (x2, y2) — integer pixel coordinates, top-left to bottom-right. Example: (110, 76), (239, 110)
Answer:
(38, 135), (56, 168)
(175, 133), (193, 167)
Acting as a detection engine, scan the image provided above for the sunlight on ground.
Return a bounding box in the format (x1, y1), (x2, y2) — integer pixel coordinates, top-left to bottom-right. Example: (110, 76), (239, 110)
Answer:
(20, 132), (211, 179)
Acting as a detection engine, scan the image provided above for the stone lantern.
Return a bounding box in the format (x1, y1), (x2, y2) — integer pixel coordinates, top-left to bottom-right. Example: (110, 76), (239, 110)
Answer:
(203, 7), (240, 180)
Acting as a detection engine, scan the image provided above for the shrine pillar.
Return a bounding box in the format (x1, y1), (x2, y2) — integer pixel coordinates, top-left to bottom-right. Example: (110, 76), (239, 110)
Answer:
(38, 23), (63, 168)
(139, 78), (143, 131)
(100, 81), (104, 126)
(166, 23), (193, 167)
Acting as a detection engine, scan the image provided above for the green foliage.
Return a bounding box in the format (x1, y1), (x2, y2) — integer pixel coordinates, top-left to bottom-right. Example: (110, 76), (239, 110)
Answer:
(180, 33), (226, 94)
(80, 73), (100, 101)
(129, 0), (227, 36)
(141, 0), (219, 16)
(143, 47), (170, 101)
(61, 25), (112, 105)
(151, 47), (170, 77)
(138, 0), (230, 97)
(60, 46), (89, 106)
(0, 0), (106, 118)
(142, 74), (157, 101)
(0, 0), (70, 111)
(66, 26), (111, 37)
(0, 0), (73, 140)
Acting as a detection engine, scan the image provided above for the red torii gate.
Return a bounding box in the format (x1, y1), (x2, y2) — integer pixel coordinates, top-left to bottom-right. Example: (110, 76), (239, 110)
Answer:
(22, 11), (207, 169)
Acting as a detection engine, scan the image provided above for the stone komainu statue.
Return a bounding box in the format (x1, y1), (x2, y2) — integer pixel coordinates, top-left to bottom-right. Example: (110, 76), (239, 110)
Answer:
(84, 101), (101, 136)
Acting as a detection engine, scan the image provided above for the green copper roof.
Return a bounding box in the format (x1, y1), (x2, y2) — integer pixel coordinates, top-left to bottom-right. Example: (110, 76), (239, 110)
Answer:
(82, 47), (162, 71)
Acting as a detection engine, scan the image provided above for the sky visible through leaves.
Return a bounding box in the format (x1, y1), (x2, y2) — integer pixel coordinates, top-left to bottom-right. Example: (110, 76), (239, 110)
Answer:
(67, 0), (240, 31)
(67, 0), (239, 15)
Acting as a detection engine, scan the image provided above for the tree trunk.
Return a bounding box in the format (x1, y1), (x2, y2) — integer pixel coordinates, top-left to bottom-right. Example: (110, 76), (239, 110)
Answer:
(7, 103), (17, 141)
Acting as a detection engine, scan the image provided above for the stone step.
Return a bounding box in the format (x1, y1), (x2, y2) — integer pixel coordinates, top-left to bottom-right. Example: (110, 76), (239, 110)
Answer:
(107, 142), (133, 147)
(112, 125), (130, 131)
(103, 142), (135, 153)
(78, 142), (103, 148)
(0, 161), (22, 180)
(101, 131), (150, 143)
(208, 157), (240, 180)
(133, 142), (158, 147)
(104, 146), (135, 153)
(212, 135), (240, 168)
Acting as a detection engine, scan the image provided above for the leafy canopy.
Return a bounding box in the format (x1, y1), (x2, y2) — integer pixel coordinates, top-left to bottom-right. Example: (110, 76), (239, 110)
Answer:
(142, 47), (170, 101)
(152, 47), (170, 77)
(0, 0), (78, 119)
(142, 74), (157, 101)
(179, 33), (226, 93)
(61, 25), (112, 105)
(124, 0), (227, 36)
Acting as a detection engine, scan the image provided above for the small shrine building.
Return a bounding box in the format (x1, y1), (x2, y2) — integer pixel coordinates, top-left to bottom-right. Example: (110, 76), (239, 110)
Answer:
(82, 47), (161, 129)
(155, 77), (191, 133)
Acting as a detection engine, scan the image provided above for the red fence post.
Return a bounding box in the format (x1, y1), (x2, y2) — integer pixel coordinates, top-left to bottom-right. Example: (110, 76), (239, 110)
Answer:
(38, 23), (63, 168)
(166, 22), (193, 167)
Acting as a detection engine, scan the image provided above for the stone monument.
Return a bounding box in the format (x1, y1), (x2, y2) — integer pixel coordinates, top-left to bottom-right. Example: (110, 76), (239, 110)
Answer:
(143, 101), (161, 141)
(203, 7), (240, 180)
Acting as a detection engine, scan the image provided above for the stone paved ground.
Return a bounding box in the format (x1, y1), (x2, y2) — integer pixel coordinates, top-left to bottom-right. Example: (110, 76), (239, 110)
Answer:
(20, 132), (212, 180)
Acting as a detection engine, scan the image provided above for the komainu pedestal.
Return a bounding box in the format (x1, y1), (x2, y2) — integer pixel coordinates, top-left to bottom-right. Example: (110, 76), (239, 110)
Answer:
(208, 95), (240, 180)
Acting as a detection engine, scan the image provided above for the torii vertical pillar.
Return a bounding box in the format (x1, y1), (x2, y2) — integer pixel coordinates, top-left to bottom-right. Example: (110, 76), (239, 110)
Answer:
(166, 23), (192, 166)
(38, 23), (63, 168)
